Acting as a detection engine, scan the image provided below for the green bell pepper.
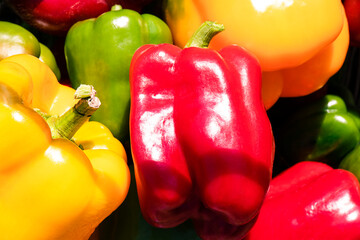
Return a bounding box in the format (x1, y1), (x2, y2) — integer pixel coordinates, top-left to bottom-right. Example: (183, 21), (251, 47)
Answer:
(337, 87), (360, 181)
(39, 43), (61, 80)
(0, 21), (40, 59)
(0, 21), (61, 80)
(339, 143), (360, 182)
(274, 93), (360, 168)
(64, 5), (173, 141)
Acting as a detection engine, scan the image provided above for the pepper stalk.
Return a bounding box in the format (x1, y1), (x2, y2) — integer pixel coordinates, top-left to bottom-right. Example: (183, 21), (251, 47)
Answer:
(45, 84), (101, 140)
(184, 21), (224, 48)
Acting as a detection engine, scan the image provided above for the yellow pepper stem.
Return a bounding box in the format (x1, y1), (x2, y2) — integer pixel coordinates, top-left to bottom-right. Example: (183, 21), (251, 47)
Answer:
(184, 21), (225, 48)
(48, 84), (101, 140)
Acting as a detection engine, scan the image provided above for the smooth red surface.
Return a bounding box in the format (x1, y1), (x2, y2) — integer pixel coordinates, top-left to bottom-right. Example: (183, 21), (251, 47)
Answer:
(129, 43), (274, 240)
(343, 0), (360, 46)
(6, 0), (152, 35)
(245, 161), (360, 240)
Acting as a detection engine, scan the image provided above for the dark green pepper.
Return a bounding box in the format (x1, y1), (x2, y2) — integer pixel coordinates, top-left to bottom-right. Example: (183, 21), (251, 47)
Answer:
(0, 21), (61, 80)
(339, 144), (360, 181)
(338, 100), (360, 181)
(64, 5), (173, 141)
(274, 94), (360, 168)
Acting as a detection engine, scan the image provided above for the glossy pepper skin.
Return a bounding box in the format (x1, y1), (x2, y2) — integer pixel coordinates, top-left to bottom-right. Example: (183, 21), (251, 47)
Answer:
(340, 144), (360, 182)
(130, 22), (274, 240)
(0, 54), (130, 240)
(5, 0), (156, 35)
(38, 42), (61, 80)
(65, 5), (172, 141)
(335, 81), (360, 181)
(274, 94), (360, 168)
(5, 0), (120, 35)
(245, 161), (360, 240)
(163, 0), (349, 109)
(0, 21), (61, 79)
(343, 0), (360, 46)
(0, 21), (40, 59)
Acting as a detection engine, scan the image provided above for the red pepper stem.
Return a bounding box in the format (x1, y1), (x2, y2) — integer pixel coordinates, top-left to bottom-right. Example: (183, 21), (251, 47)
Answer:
(48, 84), (101, 140)
(184, 21), (225, 48)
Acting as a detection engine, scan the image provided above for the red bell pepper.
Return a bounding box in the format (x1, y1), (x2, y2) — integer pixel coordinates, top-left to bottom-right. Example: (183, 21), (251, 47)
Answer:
(129, 21), (274, 240)
(245, 161), (360, 240)
(5, 0), (153, 35)
(343, 0), (360, 46)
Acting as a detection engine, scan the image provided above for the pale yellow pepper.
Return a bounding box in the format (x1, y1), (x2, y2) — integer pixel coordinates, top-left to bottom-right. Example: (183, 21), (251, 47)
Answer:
(164, 0), (349, 109)
(0, 54), (130, 240)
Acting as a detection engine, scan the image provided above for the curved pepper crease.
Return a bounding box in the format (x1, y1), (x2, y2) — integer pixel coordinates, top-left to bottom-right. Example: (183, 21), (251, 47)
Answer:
(129, 22), (274, 240)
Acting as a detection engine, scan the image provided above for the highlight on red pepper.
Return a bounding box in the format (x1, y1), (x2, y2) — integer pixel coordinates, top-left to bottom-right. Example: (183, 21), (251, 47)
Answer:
(163, 0), (349, 109)
(5, 0), (157, 36)
(5, 0), (118, 35)
(129, 21), (275, 240)
(245, 161), (360, 240)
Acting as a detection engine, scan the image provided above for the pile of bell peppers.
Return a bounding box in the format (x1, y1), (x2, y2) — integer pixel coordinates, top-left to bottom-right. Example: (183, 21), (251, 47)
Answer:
(64, 4), (173, 142)
(0, 54), (130, 239)
(1, 1), (360, 240)
(130, 21), (274, 240)
(164, 0), (349, 109)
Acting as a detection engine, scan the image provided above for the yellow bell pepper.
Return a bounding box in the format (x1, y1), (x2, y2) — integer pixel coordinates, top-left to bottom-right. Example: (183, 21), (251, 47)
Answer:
(164, 0), (349, 109)
(0, 54), (130, 240)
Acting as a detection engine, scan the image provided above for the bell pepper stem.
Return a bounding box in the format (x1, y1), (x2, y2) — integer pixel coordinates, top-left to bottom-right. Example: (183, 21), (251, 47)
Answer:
(111, 4), (122, 11)
(184, 21), (225, 48)
(48, 84), (101, 140)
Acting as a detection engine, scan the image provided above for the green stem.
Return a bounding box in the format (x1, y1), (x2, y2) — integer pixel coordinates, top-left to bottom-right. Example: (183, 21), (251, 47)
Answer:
(111, 4), (122, 11)
(184, 21), (225, 48)
(47, 84), (101, 140)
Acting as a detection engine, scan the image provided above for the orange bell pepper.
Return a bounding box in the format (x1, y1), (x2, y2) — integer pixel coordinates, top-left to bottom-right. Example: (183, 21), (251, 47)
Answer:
(164, 0), (349, 109)
(0, 54), (130, 240)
